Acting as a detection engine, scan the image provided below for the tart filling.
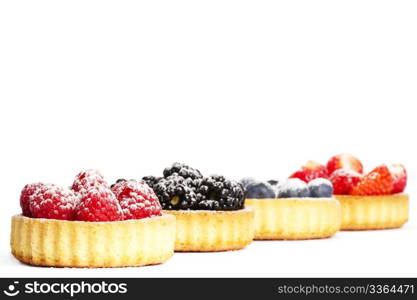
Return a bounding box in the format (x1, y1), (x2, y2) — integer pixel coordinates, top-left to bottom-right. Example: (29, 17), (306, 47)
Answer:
(246, 198), (341, 240)
(335, 194), (409, 230)
(164, 208), (254, 251)
(11, 214), (175, 268)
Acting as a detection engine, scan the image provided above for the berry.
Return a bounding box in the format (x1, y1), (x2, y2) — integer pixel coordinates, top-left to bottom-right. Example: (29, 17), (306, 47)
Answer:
(71, 169), (109, 196)
(163, 162), (203, 180)
(198, 175), (245, 210)
(329, 169), (362, 195)
(29, 184), (77, 220)
(308, 178), (333, 198)
(153, 175), (202, 210)
(244, 181), (276, 199)
(111, 180), (162, 220)
(142, 176), (163, 189)
(267, 179), (279, 186)
(350, 165), (394, 196)
(75, 186), (123, 222)
(197, 200), (220, 210)
(277, 178), (310, 198)
(289, 161), (328, 183)
(20, 183), (45, 217)
(239, 177), (256, 189)
(389, 164), (407, 194)
(327, 153), (363, 174)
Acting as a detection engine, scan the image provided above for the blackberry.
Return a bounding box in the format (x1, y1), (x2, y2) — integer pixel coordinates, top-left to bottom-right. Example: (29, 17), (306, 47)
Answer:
(110, 178), (126, 189)
(198, 175), (244, 210)
(152, 175), (202, 210)
(163, 162), (203, 180)
(142, 175), (162, 189)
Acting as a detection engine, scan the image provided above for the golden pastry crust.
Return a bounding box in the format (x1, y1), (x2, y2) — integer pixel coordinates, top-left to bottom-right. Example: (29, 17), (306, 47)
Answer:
(335, 194), (409, 230)
(164, 208), (254, 252)
(10, 214), (175, 268)
(245, 198), (341, 240)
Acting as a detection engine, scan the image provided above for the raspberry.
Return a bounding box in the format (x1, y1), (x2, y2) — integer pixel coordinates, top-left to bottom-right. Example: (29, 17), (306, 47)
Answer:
(112, 180), (162, 220)
(329, 169), (362, 195)
(289, 160), (328, 183)
(350, 165), (394, 196)
(71, 169), (108, 196)
(75, 186), (123, 222)
(20, 183), (45, 217)
(29, 184), (77, 220)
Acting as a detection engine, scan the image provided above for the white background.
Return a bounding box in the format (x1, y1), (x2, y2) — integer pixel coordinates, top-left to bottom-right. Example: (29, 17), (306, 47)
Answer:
(0, 0), (416, 277)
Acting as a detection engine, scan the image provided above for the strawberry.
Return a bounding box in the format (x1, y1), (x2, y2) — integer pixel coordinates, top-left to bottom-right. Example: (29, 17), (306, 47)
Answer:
(329, 169), (362, 195)
(289, 160), (328, 183)
(389, 164), (407, 193)
(350, 165), (394, 196)
(327, 153), (363, 174)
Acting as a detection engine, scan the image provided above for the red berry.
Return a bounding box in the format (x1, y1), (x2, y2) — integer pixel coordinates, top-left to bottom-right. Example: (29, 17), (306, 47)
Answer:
(327, 153), (363, 174)
(389, 164), (407, 193)
(329, 169), (362, 195)
(112, 180), (162, 220)
(75, 186), (123, 222)
(29, 184), (77, 220)
(71, 169), (109, 196)
(20, 183), (45, 217)
(350, 165), (394, 196)
(289, 160), (328, 183)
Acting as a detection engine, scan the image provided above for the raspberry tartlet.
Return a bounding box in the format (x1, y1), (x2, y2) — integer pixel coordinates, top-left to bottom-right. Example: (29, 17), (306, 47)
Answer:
(136, 163), (254, 252)
(11, 170), (175, 268)
(327, 154), (409, 230)
(243, 175), (341, 240)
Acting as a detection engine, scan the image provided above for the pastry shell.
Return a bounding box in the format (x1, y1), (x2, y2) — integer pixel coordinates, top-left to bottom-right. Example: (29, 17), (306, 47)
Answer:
(10, 214), (175, 268)
(164, 208), (254, 252)
(245, 198), (341, 240)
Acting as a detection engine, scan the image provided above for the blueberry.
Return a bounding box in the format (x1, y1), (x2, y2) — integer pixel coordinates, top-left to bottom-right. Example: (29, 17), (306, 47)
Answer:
(308, 178), (333, 198)
(239, 177), (256, 189)
(277, 178), (310, 198)
(245, 181), (276, 199)
(267, 179), (279, 186)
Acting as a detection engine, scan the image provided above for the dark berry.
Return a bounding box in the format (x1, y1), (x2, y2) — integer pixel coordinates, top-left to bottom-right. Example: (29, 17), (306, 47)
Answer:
(277, 178), (310, 198)
(245, 181), (276, 199)
(142, 176), (162, 189)
(198, 175), (244, 210)
(163, 162), (203, 179)
(239, 177), (255, 189)
(267, 179), (279, 186)
(308, 178), (333, 198)
(152, 175), (201, 210)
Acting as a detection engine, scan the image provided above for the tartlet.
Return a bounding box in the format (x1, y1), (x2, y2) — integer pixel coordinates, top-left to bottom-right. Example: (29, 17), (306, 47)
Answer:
(11, 214), (175, 268)
(13, 170), (176, 268)
(141, 163), (255, 251)
(243, 178), (341, 240)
